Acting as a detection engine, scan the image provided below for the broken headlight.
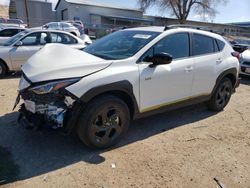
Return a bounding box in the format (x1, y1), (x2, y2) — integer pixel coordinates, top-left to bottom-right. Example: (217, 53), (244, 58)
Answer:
(29, 78), (80, 95)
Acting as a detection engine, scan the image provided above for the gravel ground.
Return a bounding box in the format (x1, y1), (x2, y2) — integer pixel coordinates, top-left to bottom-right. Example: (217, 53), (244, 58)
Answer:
(0, 76), (250, 188)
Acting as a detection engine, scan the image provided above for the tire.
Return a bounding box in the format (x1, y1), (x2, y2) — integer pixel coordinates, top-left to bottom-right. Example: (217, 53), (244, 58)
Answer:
(0, 61), (7, 78)
(76, 95), (130, 149)
(207, 77), (233, 111)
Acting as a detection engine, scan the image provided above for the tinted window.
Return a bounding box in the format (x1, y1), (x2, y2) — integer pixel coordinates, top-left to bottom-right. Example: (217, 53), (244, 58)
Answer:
(193, 34), (214, 56)
(216, 39), (225, 51)
(0, 29), (19, 37)
(154, 33), (189, 59)
(51, 32), (77, 44)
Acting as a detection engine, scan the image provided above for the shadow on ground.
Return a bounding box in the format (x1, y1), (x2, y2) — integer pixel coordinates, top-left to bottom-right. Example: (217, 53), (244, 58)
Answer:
(240, 76), (250, 85)
(0, 72), (21, 80)
(0, 103), (217, 184)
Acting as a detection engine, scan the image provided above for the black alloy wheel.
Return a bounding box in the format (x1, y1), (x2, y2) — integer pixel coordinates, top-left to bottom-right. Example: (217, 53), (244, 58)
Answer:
(207, 77), (233, 111)
(77, 95), (130, 149)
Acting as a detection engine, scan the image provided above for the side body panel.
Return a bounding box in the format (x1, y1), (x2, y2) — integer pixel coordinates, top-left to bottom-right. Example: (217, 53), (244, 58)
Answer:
(66, 60), (140, 110)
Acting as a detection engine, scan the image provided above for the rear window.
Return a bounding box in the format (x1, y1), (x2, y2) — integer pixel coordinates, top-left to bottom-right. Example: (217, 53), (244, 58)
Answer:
(51, 32), (77, 44)
(216, 39), (226, 51)
(193, 34), (214, 56)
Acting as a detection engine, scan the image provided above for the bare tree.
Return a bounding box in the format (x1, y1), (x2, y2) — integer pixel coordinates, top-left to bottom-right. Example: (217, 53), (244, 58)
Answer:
(138, 0), (228, 24)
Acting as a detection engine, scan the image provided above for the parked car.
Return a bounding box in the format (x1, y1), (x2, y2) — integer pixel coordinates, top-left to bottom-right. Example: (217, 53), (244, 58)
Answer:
(43, 22), (80, 37)
(239, 49), (250, 76)
(0, 27), (26, 44)
(16, 26), (240, 149)
(64, 20), (85, 35)
(0, 29), (86, 77)
(0, 18), (27, 28)
(80, 34), (92, 45)
(231, 39), (250, 53)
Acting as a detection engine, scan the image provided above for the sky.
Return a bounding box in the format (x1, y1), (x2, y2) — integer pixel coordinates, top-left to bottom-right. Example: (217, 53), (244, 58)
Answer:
(0, 0), (249, 23)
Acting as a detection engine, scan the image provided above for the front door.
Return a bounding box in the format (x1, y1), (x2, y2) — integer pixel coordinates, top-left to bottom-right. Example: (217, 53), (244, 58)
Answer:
(10, 32), (48, 70)
(139, 33), (195, 112)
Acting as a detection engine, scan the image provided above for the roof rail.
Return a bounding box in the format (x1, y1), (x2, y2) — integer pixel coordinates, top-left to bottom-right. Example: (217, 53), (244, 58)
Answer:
(164, 24), (217, 33)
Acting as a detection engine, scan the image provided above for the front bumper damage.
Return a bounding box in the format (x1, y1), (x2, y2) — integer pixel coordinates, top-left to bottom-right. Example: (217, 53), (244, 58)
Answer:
(17, 88), (80, 131)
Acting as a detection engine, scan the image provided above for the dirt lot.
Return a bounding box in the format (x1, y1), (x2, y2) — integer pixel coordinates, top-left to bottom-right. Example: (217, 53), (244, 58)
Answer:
(0, 76), (250, 188)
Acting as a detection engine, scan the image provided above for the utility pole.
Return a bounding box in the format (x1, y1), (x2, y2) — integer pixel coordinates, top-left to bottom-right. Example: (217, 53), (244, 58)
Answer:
(24, 0), (29, 27)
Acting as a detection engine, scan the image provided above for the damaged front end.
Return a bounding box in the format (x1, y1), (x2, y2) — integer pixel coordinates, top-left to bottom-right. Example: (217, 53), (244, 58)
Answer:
(16, 75), (82, 131)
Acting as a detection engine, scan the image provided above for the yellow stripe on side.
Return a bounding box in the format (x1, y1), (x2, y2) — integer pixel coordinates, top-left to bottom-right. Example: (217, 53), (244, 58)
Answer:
(140, 93), (210, 113)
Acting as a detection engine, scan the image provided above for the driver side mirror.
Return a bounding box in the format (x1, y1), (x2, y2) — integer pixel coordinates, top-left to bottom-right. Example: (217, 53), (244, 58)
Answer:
(14, 41), (23, 47)
(145, 52), (173, 68)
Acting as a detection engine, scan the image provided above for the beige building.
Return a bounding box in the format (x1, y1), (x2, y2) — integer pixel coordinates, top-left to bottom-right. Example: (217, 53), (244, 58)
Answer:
(0, 5), (9, 19)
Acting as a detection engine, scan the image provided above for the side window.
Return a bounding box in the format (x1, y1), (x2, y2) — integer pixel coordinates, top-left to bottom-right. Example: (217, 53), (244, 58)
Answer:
(40, 32), (51, 45)
(51, 33), (62, 43)
(216, 39), (225, 51)
(0, 29), (19, 37)
(21, 33), (39, 46)
(154, 33), (190, 59)
(60, 23), (70, 28)
(53, 33), (77, 44)
(48, 23), (58, 29)
(193, 34), (214, 56)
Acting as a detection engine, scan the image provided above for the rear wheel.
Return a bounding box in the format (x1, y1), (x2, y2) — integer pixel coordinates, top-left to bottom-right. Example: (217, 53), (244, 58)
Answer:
(207, 77), (233, 111)
(0, 61), (7, 78)
(77, 95), (130, 149)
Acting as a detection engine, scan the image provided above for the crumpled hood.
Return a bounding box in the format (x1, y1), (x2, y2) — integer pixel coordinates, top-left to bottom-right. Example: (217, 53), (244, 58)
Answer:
(22, 44), (112, 82)
(241, 49), (250, 62)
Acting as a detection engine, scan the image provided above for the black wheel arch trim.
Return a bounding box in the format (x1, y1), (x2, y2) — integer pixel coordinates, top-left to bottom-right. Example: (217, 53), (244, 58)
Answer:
(212, 67), (238, 95)
(78, 69), (238, 121)
(80, 80), (140, 118)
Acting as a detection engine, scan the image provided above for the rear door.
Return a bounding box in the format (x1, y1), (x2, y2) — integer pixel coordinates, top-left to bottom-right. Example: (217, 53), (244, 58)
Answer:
(191, 33), (223, 96)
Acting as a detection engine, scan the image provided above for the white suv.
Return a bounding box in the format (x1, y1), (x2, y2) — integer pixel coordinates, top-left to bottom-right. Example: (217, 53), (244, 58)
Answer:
(16, 26), (240, 149)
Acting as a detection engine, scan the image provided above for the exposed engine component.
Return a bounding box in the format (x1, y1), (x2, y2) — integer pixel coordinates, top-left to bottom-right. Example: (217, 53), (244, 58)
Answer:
(19, 88), (75, 129)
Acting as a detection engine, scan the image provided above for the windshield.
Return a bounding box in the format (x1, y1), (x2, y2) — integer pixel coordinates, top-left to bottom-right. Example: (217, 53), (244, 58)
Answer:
(2, 31), (29, 46)
(84, 30), (160, 60)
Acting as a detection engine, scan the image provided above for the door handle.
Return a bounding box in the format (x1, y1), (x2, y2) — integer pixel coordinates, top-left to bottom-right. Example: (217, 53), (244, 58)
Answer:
(185, 66), (193, 72)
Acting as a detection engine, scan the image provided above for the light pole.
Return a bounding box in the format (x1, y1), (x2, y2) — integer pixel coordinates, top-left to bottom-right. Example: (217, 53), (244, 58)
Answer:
(24, 0), (29, 27)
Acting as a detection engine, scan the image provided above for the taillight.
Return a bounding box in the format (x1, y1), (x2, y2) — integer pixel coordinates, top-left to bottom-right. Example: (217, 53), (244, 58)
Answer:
(231, 51), (241, 61)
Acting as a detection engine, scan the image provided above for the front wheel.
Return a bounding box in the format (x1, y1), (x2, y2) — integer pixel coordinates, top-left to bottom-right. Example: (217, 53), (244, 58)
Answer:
(207, 77), (233, 111)
(76, 95), (130, 149)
